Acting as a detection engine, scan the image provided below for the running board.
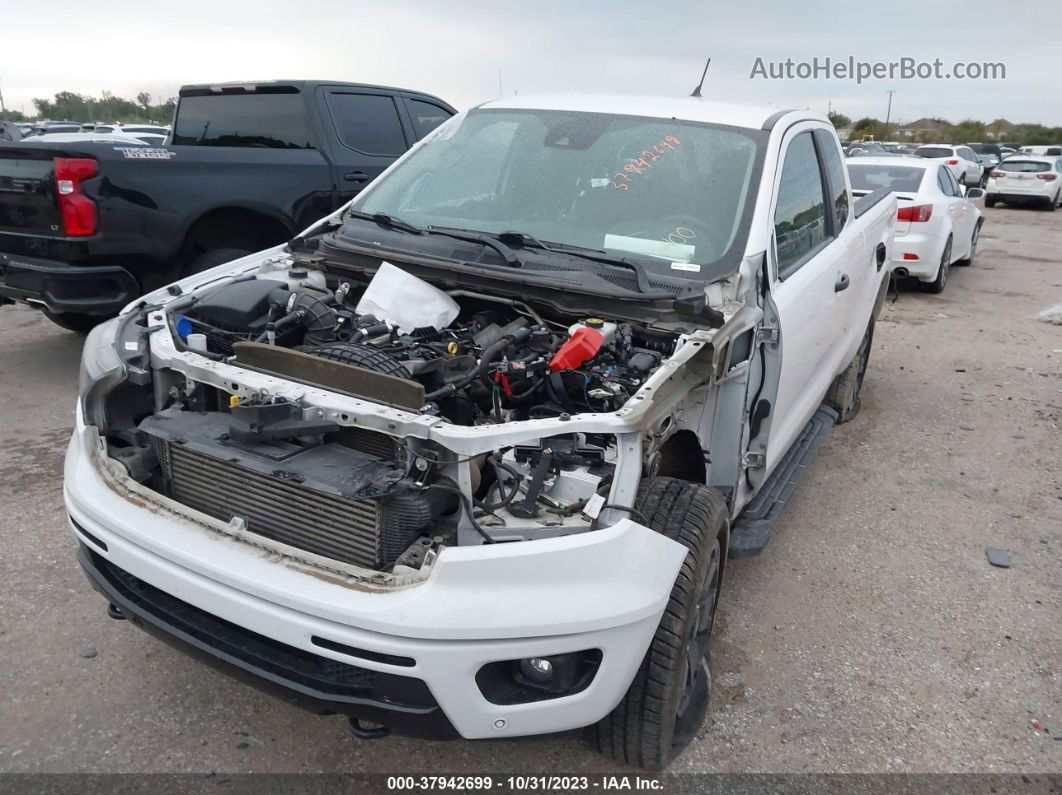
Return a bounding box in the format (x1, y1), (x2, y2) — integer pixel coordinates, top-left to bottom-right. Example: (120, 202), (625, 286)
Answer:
(729, 405), (838, 558)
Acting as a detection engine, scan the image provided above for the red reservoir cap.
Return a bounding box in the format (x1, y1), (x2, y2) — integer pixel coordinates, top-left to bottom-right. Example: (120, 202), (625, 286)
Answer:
(549, 326), (604, 371)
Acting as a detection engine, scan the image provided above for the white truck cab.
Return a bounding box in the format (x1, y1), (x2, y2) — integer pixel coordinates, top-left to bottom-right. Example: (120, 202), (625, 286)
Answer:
(67, 95), (895, 769)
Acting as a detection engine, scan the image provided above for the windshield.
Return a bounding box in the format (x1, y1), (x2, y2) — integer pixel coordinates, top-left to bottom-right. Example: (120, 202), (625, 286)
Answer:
(350, 108), (766, 280)
(847, 164), (925, 193)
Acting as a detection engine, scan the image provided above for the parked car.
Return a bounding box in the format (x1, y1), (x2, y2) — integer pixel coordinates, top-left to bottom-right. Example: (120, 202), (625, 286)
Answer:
(25, 121), (84, 136)
(847, 156), (983, 293)
(985, 156), (1062, 210)
(66, 95), (895, 770)
(846, 140), (888, 156)
(967, 142), (1003, 160)
(913, 144), (984, 186)
(976, 153), (1000, 171)
(1018, 145), (1062, 157)
(881, 142), (917, 155)
(0, 80), (455, 332)
(90, 124), (171, 141)
(999, 147), (1017, 159)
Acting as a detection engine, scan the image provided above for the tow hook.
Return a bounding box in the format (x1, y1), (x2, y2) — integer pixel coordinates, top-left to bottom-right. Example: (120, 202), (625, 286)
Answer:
(107, 603), (126, 620)
(348, 718), (391, 740)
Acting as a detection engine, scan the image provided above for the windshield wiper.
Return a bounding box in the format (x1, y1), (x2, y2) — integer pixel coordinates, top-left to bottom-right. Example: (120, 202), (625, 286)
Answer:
(344, 212), (521, 267)
(496, 230), (667, 296)
(424, 227), (522, 267)
(346, 210), (424, 235)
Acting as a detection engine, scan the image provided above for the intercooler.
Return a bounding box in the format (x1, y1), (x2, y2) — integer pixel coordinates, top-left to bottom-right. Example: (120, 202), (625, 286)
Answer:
(140, 411), (429, 570)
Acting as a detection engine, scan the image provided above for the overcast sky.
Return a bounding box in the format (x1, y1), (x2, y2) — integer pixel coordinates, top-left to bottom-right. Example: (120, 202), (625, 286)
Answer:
(3, 0), (1059, 125)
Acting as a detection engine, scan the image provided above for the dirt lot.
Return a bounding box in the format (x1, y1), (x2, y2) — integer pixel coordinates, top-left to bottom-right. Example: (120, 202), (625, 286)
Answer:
(0, 206), (1059, 776)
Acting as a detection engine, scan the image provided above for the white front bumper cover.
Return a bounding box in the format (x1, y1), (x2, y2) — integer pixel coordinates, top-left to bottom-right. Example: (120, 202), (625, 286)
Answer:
(64, 412), (688, 740)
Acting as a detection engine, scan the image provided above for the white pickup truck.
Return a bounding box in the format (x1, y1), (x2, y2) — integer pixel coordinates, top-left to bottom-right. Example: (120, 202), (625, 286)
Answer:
(67, 95), (895, 769)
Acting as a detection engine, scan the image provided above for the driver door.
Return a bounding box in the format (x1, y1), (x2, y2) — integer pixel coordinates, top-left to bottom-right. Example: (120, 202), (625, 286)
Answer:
(765, 127), (852, 469)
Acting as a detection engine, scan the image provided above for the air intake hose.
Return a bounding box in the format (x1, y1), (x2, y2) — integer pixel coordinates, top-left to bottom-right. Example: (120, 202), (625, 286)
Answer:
(256, 288), (338, 346)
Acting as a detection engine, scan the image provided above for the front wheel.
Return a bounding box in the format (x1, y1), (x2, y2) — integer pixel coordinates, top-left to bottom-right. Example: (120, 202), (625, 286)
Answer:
(590, 478), (728, 770)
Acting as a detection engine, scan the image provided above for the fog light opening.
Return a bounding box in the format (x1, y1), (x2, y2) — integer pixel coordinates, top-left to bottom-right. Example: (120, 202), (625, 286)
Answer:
(476, 649), (603, 705)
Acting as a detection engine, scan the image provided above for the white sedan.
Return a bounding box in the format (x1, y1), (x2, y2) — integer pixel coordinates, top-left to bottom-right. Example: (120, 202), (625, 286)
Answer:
(847, 156), (984, 293)
(985, 156), (1062, 210)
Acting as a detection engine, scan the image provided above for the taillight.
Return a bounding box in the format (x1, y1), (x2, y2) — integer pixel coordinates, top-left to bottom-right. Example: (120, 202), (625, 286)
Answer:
(945, 159), (959, 165)
(990, 170), (1003, 178)
(1037, 173), (1058, 181)
(897, 204), (933, 222)
(902, 253), (919, 261)
(54, 157), (98, 236)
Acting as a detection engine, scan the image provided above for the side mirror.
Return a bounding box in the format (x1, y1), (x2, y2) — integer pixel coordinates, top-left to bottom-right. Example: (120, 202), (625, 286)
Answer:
(966, 188), (986, 200)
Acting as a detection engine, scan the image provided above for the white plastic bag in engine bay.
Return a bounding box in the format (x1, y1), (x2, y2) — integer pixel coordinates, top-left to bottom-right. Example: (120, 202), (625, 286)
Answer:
(355, 261), (461, 333)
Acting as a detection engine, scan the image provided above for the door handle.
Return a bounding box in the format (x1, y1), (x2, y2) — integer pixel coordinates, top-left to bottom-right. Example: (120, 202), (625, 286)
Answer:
(834, 273), (850, 292)
(344, 171), (369, 183)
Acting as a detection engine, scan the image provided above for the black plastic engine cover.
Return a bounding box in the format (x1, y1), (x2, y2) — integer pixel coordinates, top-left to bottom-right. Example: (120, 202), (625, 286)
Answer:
(188, 280), (287, 332)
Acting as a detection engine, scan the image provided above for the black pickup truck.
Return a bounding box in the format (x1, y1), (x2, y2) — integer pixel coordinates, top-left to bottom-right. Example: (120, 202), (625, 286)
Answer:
(0, 80), (455, 331)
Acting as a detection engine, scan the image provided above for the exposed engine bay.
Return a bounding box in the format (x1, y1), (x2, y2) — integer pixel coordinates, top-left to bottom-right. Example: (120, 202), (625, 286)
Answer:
(179, 262), (672, 421)
(106, 260), (689, 577)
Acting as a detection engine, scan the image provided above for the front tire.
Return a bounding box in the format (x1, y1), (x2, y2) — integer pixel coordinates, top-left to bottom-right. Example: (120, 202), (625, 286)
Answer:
(590, 478), (728, 770)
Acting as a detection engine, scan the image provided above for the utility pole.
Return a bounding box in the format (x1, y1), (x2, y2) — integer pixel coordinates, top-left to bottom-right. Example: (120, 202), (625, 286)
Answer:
(884, 90), (894, 140)
(0, 77), (6, 113)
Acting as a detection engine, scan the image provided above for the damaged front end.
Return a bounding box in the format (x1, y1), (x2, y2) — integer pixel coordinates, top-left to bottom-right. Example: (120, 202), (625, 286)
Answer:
(79, 253), (753, 587)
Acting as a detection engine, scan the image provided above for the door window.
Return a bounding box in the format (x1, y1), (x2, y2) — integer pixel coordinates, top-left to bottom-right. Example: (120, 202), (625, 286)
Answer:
(937, 167), (956, 196)
(813, 129), (849, 231)
(326, 92), (407, 156)
(943, 167), (962, 195)
(774, 132), (829, 279)
(408, 99), (453, 139)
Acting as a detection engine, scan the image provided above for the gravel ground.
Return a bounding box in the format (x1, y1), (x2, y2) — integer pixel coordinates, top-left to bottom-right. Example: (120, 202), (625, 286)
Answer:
(0, 206), (1059, 776)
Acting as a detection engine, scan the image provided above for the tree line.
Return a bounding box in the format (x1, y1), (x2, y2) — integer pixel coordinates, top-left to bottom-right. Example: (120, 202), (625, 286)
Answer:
(826, 111), (1061, 145)
(0, 91), (177, 125)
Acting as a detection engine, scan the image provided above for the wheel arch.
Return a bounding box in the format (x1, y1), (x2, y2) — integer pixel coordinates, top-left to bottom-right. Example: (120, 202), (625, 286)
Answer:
(177, 205), (294, 262)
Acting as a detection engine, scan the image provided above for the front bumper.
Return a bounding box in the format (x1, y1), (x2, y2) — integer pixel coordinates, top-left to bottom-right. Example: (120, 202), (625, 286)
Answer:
(64, 416), (687, 739)
(76, 541), (461, 739)
(0, 251), (138, 314)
